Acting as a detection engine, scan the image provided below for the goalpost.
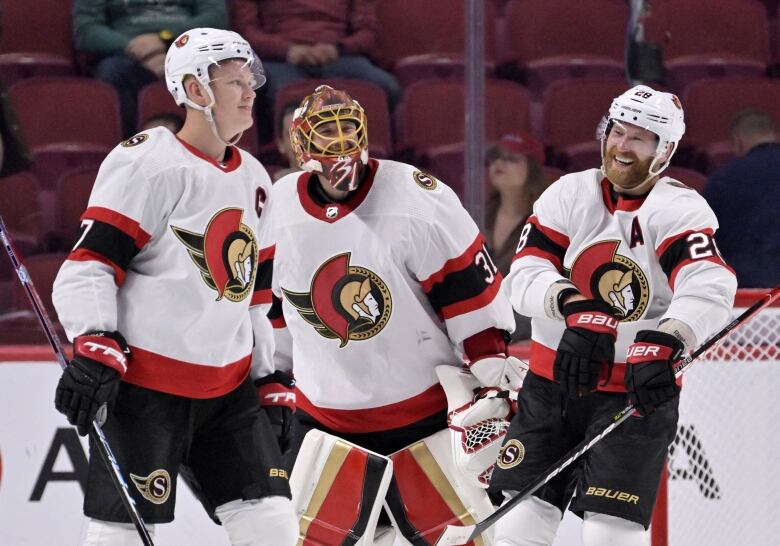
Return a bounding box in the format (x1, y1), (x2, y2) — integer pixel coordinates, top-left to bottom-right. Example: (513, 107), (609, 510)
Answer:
(653, 288), (780, 546)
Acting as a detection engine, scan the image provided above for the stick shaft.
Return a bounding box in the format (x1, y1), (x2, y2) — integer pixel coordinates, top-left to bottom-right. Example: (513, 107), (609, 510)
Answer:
(0, 217), (155, 546)
(463, 285), (780, 542)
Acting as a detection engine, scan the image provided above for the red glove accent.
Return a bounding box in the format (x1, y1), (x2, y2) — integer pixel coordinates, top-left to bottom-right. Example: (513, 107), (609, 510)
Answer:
(257, 382), (296, 411)
(564, 308), (619, 337)
(73, 332), (129, 376)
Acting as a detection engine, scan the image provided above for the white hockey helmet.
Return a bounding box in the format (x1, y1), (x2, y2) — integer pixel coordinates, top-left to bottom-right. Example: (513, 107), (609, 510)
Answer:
(165, 28), (265, 113)
(603, 85), (686, 176)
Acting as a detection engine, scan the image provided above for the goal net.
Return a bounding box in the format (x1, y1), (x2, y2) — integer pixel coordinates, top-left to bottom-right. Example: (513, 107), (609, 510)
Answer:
(655, 288), (779, 546)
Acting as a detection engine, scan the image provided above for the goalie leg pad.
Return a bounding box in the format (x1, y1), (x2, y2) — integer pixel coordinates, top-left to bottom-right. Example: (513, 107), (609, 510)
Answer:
(82, 519), (156, 545)
(290, 429), (393, 546)
(384, 428), (496, 546)
(493, 495), (562, 546)
(581, 511), (650, 546)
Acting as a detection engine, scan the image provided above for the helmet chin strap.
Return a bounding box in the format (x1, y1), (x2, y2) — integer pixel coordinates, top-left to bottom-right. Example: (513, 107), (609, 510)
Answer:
(185, 84), (243, 148)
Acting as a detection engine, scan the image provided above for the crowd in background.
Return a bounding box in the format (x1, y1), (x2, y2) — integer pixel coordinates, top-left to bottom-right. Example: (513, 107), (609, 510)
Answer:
(0, 0), (778, 345)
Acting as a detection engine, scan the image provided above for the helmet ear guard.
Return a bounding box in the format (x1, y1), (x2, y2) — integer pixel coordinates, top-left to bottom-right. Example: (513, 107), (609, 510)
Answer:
(290, 85), (369, 192)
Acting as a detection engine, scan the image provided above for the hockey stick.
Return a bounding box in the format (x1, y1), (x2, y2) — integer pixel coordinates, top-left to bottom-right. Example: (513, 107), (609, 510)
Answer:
(434, 284), (780, 546)
(0, 217), (155, 546)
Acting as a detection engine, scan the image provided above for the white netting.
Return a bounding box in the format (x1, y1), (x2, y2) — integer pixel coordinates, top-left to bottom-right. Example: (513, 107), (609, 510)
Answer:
(459, 417), (510, 454)
(665, 291), (779, 546)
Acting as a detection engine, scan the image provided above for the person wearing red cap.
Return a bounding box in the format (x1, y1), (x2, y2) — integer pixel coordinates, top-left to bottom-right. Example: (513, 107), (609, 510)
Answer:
(485, 132), (550, 341)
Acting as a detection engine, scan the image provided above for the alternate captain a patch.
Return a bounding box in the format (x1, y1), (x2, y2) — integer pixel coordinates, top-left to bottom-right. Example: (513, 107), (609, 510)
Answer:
(171, 208), (257, 302)
(282, 253), (392, 347)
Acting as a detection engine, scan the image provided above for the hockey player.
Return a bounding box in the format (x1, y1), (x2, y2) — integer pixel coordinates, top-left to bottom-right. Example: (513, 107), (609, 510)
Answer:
(51, 28), (298, 546)
(489, 85), (737, 545)
(255, 85), (525, 544)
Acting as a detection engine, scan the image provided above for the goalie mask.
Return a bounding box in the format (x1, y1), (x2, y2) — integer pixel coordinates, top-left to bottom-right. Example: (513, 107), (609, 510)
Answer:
(165, 28), (265, 145)
(599, 85), (686, 178)
(290, 85), (369, 192)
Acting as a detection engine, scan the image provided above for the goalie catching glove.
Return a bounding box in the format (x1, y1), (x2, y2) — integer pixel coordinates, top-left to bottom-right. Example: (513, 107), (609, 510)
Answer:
(438, 356), (528, 488)
(625, 330), (684, 415)
(55, 331), (130, 436)
(255, 371), (296, 454)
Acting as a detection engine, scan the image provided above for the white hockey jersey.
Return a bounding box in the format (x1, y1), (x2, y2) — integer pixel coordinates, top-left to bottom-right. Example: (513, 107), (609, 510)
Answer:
(52, 127), (275, 399)
(507, 168), (737, 391)
(256, 159), (515, 433)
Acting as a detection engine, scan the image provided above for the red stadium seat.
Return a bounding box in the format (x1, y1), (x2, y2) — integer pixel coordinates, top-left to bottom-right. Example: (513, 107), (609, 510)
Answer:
(542, 79), (629, 171)
(427, 144), (562, 201)
(274, 79), (393, 159)
(0, 0), (75, 86)
(55, 168), (98, 234)
(663, 166), (708, 194)
(682, 78), (780, 171)
(11, 253), (67, 316)
(136, 81), (182, 128)
(644, 0), (770, 91)
(8, 78), (121, 187)
(0, 171), (43, 251)
(374, 0), (497, 85)
(500, 0), (627, 96)
(396, 79), (531, 159)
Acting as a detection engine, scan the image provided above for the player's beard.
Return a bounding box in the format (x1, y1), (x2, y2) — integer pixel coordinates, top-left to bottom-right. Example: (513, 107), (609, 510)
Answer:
(603, 147), (654, 192)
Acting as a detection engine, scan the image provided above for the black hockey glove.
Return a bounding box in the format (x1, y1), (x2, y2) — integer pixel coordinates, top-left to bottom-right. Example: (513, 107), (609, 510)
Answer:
(55, 331), (130, 436)
(554, 299), (618, 399)
(625, 330), (684, 415)
(255, 371), (296, 454)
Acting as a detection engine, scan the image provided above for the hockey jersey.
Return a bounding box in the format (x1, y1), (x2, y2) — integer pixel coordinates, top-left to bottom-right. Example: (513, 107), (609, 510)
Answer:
(256, 159), (515, 433)
(507, 168), (737, 391)
(52, 127), (275, 399)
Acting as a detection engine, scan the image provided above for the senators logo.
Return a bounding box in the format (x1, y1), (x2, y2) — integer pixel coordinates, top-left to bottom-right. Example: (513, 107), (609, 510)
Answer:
(497, 439), (525, 469)
(282, 253), (391, 347)
(174, 34), (189, 48)
(413, 170), (439, 190)
(568, 240), (649, 321)
(130, 469), (171, 504)
(172, 208), (257, 302)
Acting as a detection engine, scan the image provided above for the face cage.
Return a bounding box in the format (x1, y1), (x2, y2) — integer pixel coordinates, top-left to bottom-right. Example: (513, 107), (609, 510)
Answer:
(297, 106), (368, 159)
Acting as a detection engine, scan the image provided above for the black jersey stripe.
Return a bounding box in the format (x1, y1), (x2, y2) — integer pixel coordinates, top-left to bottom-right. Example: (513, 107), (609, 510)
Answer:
(69, 219), (140, 274)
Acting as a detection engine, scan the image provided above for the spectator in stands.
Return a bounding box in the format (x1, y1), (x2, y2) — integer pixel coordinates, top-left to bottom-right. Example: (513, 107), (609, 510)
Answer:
(272, 102), (299, 182)
(485, 132), (549, 341)
(72, 0), (228, 137)
(230, 0), (401, 114)
(0, 88), (31, 176)
(704, 108), (780, 288)
(139, 112), (184, 133)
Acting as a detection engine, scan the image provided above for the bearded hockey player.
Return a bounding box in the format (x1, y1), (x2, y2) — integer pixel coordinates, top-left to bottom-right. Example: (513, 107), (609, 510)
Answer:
(254, 85), (526, 545)
(51, 28), (297, 546)
(488, 85), (737, 545)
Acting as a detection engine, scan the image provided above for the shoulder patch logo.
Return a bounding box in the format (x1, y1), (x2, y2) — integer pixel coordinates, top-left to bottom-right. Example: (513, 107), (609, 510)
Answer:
(413, 170), (439, 190)
(282, 252), (392, 347)
(130, 469), (171, 504)
(121, 134), (148, 147)
(171, 208), (258, 302)
(497, 439), (525, 469)
(568, 240), (650, 322)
